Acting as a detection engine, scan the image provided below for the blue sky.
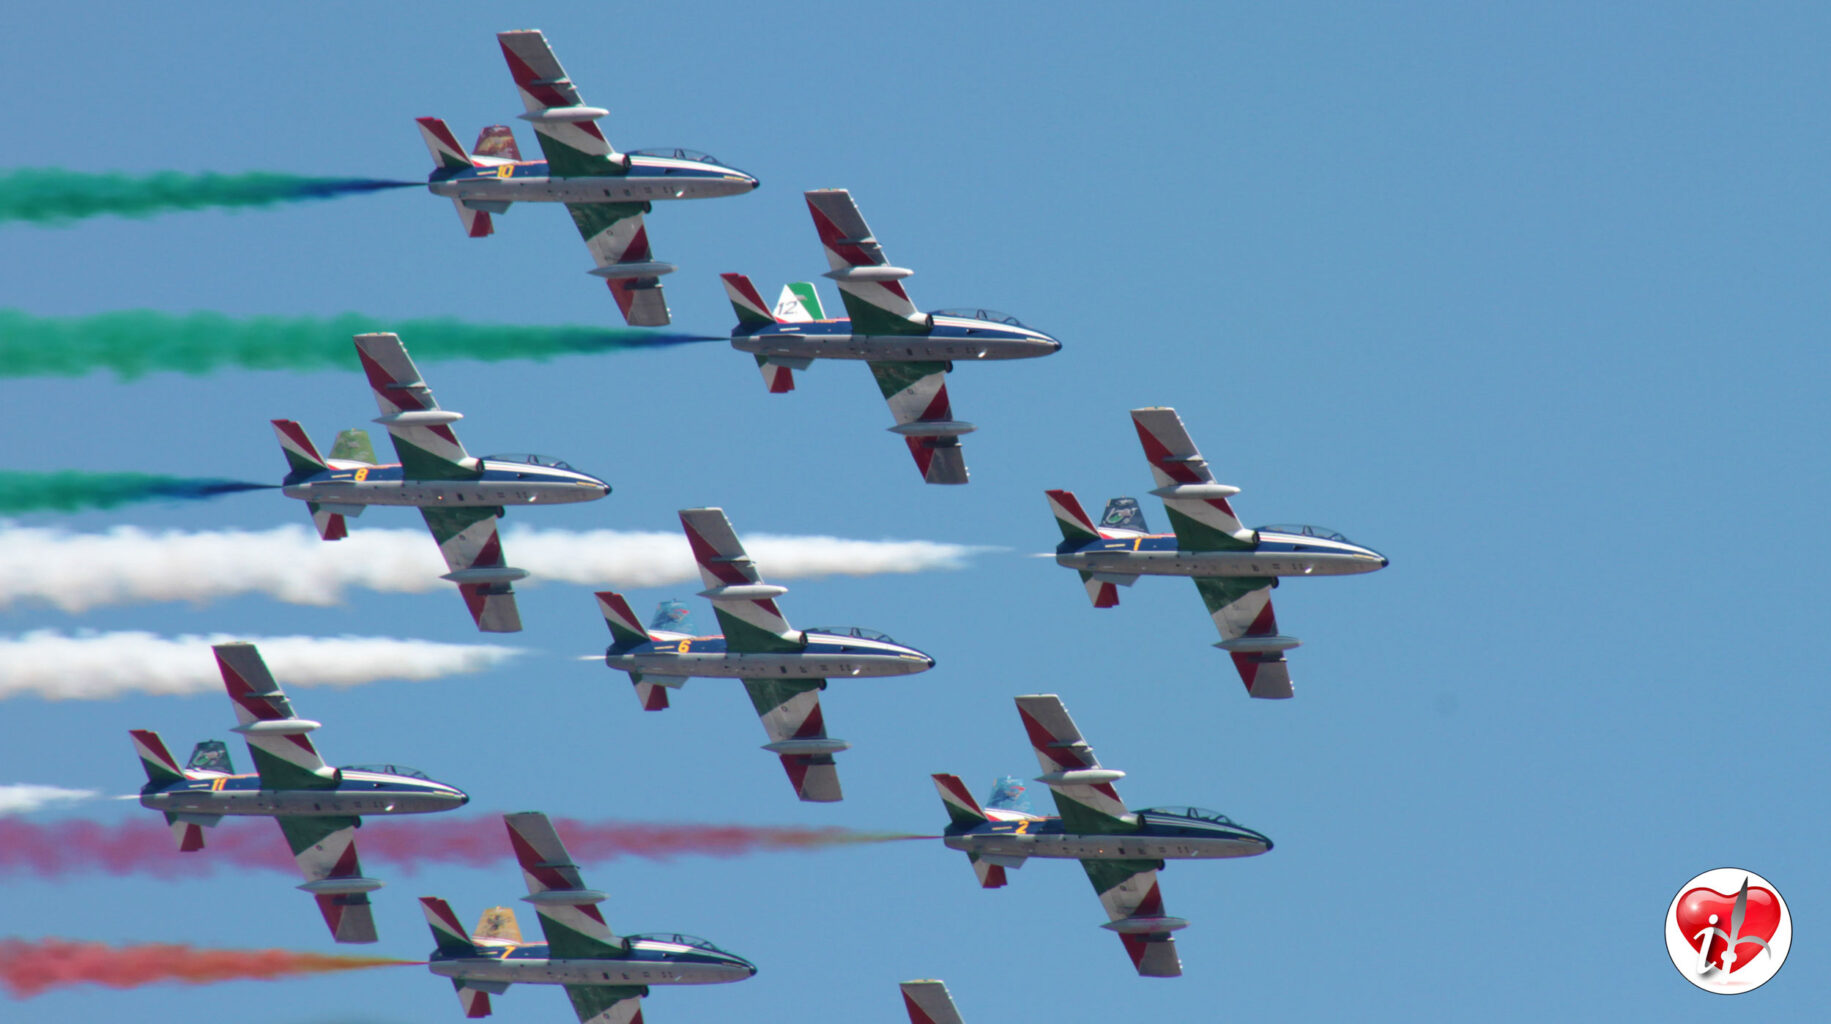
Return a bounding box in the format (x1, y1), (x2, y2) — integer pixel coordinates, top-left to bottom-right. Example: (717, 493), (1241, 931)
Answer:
(4, 2), (1828, 1020)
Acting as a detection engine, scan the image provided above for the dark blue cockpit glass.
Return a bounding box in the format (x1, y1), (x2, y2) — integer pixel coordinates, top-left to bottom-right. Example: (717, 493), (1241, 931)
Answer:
(1254, 524), (1351, 544)
(628, 933), (728, 953)
(804, 626), (896, 643)
(343, 764), (431, 780)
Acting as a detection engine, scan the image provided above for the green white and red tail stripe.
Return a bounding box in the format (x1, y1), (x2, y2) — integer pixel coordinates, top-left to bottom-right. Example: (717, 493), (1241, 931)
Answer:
(130, 728), (185, 785)
(1194, 577), (1293, 699)
(1131, 407), (1254, 551)
(594, 591), (671, 710)
(805, 189), (925, 336)
(1015, 695), (1131, 832)
(503, 812), (624, 958)
(900, 980), (966, 1024)
(931, 773), (991, 829)
(415, 117), (494, 237)
(272, 419), (331, 477)
(215, 643), (332, 789)
(870, 361), (968, 484)
(744, 678), (843, 802)
(1081, 859), (1182, 977)
(720, 274), (798, 391)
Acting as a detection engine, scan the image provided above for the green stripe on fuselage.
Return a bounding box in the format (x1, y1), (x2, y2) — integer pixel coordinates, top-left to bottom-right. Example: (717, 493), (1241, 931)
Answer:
(1053, 792), (1136, 836)
(391, 435), (481, 481)
(537, 913), (626, 961)
(839, 291), (927, 336)
(249, 745), (335, 791)
(713, 607), (805, 653)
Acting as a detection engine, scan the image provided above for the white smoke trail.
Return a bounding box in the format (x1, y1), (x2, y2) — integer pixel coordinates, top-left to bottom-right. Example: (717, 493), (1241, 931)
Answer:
(0, 631), (522, 701)
(0, 523), (988, 613)
(0, 784), (102, 816)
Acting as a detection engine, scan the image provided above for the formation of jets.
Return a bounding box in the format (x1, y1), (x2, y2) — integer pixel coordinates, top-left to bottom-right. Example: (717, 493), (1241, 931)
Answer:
(61, 22), (1400, 1022)
(131, 643), (468, 943)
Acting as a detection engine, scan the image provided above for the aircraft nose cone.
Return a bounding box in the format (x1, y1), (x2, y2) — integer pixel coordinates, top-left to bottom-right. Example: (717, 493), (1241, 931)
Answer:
(1050, 338), (1062, 351)
(458, 791), (470, 806)
(1379, 556), (1389, 568)
(925, 656), (936, 668)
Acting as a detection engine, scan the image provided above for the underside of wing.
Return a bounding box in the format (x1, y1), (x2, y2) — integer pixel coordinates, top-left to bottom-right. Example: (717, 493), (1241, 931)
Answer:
(496, 30), (625, 177)
(744, 678), (844, 802)
(355, 333), (478, 480)
(1193, 577), (1294, 699)
(680, 508), (803, 652)
(1131, 407), (1255, 552)
(1082, 858), (1182, 978)
(804, 188), (925, 335)
(503, 812), (624, 959)
(276, 815), (378, 944)
(1015, 695), (1130, 832)
(214, 643), (333, 790)
(420, 506), (523, 633)
(567, 202), (670, 326)
(565, 984), (646, 1024)
(869, 361), (969, 484)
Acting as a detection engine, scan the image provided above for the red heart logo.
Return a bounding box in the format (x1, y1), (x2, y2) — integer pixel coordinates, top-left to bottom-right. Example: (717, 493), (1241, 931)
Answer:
(1673, 885), (1781, 973)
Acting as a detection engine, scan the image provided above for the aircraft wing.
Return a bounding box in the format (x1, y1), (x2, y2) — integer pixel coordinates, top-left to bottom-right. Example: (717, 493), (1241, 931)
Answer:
(563, 984), (646, 1024)
(420, 506), (522, 633)
(354, 333), (477, 480)
(276, 816), (378, 944)
(1014, 695), (1132, 834)
(804, 189), (926, 335)
(1194, 577), (1294, 699)
(1082, 858), (1183, 978)
(214, 643), (333, 790)
(566, 201), (671, 326)
(1130, 407), (1255, 552)
(680, 508), (803, 652)
(900, 980), (966, 1024)
(743, 678), (843, 802)
(869, 361), (969, 484)
(503, 812), (626, 958)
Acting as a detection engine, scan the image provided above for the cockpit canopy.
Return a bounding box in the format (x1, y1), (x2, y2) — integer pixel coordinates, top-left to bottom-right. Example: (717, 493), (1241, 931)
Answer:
(1139, 806), (1236, 825)
(483, 453), (576, 471)
(627, 932), (730, 953)
(929, 308), (1029, 328)
(628, 147), (725, 166)
(1255, 523), (1353, 544)
(342, 763), (431, 780)
(804, 626), (896, 643)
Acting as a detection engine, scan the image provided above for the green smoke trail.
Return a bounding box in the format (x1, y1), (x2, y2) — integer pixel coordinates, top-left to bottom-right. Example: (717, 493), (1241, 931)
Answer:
(0, 472), (276, 514)
(0, 309), (714, 380)
(0, 169), (416, 225)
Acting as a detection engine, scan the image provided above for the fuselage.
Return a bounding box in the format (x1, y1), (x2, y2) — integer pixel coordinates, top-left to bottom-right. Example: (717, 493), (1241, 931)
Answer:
(606, 630), (934, 681)
(1057, 529), (1387, 579)
(428, 935), (755, 986)
(944, 809), (1272, 861)
(281, 459), (609, 509)
(731, 315), (1061, 363)
(427, 154), (758, 203)
(139, 769), (468, 817)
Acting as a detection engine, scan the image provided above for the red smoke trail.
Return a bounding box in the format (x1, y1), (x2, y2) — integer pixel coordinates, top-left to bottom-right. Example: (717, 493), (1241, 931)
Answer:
(0, 816), (931, 880)
(0, 938), (415, 997)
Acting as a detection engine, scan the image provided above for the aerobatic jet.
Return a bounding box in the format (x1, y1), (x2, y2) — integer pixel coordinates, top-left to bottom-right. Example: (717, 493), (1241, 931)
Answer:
(596, 507), (934, 803)
(416, 29), (758, 325)
(420, 811), (755, 1022)
(130, 642), (468, 943)
(933, 695), (1272, 978)
(721, 188), (1061, 484)
(1048, 406), (1387, 698)
(272, 332), (610, 632)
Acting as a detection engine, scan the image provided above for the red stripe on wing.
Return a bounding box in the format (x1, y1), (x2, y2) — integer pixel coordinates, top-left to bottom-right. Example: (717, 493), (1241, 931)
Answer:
(679, 518), (750, 585)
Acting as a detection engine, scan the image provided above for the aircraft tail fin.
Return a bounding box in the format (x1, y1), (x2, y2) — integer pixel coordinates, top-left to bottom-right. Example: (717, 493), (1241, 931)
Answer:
(773, 282), (825, 322)
(129, 729), (185, 787)
(416, 117), (477, 169)
(328, 429), (377, 465)
(1045, 489), (1101, 543)
(900, 980), (966, 1024)
(272, 419), (330, 477)
(451, 979), (492, 1019)
(420, 897), (483, 958)
(594, 591), (652, 650)
(931, 773), (990, 829)
(721, 272), (780, 327)
(472, 125), (522, 161)
(1099, 496), (1149, 533)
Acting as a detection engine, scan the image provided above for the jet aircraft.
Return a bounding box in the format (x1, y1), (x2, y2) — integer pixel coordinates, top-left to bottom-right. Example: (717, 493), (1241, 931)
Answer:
(933, 694), (1272, 978)
(420, 811), (755, 1022)
(130, 642), (468, 943)
(1048, 406), (1387, 698)
(272, 332), (610, 632)
(596, 507), (934, 802)
(417, 29), (758, 325)
(721, 189), (1061, 483)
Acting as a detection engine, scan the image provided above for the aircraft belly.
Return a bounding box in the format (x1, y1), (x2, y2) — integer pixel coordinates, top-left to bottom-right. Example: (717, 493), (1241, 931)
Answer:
(1063, 550), (1374, 578)
(967, 834), (1262, 860)
(441, 958), (722, 986)
(732, 336), (1047, 362)
(621, 654), (908, 678)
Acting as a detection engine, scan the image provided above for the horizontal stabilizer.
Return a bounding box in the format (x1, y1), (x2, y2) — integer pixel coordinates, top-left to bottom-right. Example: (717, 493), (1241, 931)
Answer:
(980, 853), (1029, 868)
(1089, 572), (1139, 586)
